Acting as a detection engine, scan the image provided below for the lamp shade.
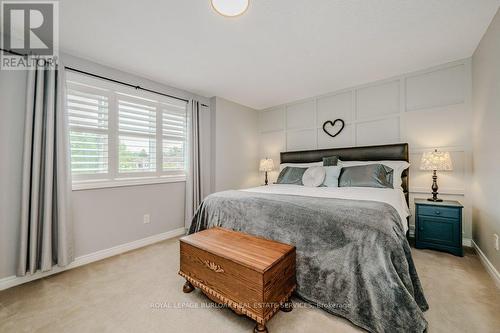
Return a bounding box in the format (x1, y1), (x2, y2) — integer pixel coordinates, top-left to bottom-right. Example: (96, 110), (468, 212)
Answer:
(420, 150), (453, 171)
(259, 158), (274, 172)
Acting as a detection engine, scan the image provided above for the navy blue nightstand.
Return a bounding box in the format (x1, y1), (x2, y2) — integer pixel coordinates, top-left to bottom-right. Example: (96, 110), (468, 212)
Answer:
(415, 199), (463, 256)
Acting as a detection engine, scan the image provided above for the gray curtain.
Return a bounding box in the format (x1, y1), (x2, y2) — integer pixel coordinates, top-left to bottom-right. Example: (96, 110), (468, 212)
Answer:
(185, 100), (203, 229)
(17, 58), (74, 276)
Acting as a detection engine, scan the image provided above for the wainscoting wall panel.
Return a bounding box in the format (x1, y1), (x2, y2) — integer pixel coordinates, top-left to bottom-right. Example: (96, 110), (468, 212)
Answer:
(355, 117), (400, 146)
(287, 128), (317, 151)
(406, 64), (466, 111)
(317, 125), (353, 149)
(317, 91), (353, 124)
(356, 80), (400, 119)
(258, 59), (472, 239)
(286, 100), (316, 129)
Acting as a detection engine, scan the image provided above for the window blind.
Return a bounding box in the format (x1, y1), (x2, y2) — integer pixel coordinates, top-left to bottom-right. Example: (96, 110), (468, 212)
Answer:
(117, 95), (157, 173)
(161, 102), (187, 171)
(66, 72), (189, 187)
(67, 82), (109, 177)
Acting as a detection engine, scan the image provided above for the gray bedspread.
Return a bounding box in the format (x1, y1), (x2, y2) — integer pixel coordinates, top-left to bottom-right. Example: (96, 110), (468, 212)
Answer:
(188, 190), (429, 333)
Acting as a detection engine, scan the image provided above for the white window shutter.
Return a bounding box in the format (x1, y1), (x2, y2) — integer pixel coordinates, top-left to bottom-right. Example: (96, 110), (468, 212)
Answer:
(117, 95), (157, 173)
(67, 82), (109, 177)
(161, 102), (187, 172)
(66, 72), (189, 187)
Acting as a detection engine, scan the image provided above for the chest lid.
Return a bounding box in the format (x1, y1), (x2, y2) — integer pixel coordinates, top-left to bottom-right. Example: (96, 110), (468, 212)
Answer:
(180, 227), (295, 273)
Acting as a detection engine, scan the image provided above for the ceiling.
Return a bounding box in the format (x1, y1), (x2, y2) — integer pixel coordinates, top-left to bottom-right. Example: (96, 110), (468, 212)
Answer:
(59, 0), (500, 109)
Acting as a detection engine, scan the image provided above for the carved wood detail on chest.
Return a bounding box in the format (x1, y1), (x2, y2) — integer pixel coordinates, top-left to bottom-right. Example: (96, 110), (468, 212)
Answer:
(203, 260), (224, 273)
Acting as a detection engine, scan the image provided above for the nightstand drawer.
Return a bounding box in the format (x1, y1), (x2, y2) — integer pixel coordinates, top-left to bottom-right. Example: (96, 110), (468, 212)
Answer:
(417, 216), (460, 247)
(414, 199), (463, 256)
(418, 205), (460, 219)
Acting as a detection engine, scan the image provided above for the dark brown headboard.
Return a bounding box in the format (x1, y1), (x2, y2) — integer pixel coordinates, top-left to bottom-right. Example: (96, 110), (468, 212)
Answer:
(280, 143), (410, 205)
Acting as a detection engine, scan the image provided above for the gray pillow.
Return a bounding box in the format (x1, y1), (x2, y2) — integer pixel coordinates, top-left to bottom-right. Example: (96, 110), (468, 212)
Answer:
(323, 155), (339, 166)
(339, 164), (394, 189)
(276, 167), (307, 185)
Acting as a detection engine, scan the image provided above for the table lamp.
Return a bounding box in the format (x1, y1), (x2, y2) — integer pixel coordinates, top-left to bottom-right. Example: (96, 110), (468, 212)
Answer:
(420, 149), (453, 202)
(259, 158), (274, 186)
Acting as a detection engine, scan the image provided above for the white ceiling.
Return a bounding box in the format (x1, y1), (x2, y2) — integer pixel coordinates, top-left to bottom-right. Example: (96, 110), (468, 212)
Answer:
(59, 0), (500, 110)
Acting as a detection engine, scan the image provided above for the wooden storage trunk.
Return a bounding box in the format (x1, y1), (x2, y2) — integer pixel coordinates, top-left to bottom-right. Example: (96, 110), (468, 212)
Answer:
(179, 227), (296, 333)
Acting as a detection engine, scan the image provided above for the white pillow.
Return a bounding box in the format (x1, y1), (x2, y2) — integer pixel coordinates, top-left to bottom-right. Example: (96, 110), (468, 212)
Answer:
(302, 166), (326, 187)
(322, 166), (342, 187)
(338, 160), (410, 190)
(279, 161), (322, 172)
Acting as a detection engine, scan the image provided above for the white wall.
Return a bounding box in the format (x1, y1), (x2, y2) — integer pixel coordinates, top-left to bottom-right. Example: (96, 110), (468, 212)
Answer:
(472, 8), (500, 272)
(211, 97), (260, 192)
(259, 59), (473, 239)
(0, 53), (209, 280)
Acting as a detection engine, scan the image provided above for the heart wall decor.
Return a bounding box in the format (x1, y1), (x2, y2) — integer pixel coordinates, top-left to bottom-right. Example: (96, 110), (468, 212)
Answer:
(322, 119), (345, 138)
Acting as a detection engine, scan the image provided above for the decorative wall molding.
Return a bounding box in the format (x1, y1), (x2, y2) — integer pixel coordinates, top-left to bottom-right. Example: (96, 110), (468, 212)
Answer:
(259, 58), (473, 239)
(405, 64), (466, 112)
(472, 240), (500, 289)
(260, 58), (470, 152)
(0, 227), (186, 291)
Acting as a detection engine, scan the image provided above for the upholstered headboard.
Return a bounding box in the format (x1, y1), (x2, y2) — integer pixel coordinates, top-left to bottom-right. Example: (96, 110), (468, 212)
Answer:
(280, 143), (410, 205)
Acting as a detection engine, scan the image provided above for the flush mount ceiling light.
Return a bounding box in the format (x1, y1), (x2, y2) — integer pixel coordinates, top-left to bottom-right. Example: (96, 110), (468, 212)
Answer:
(211, 0), (249, 17)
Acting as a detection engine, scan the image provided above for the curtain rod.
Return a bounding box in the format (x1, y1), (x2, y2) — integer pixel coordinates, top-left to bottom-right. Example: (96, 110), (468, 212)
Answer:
(0, 48), (209, 108)
(65, 67), (211, 107)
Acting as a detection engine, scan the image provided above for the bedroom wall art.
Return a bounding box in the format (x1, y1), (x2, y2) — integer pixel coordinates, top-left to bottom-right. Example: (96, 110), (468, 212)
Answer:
(322, 119), (345, 138)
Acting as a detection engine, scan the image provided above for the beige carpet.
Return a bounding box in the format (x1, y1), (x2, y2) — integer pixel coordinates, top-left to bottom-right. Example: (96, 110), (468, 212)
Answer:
(1, 237), (499, 333)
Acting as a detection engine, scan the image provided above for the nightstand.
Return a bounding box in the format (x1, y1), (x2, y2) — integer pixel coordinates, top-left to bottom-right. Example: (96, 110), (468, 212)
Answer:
(414, 199), (463, 256)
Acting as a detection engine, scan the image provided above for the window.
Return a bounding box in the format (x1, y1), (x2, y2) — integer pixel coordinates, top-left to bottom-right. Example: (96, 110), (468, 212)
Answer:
(117, 95), (157, 174)
(67, 72), (188, 189)
(67, 84), (109, 177)
(161, 103), (187, 171)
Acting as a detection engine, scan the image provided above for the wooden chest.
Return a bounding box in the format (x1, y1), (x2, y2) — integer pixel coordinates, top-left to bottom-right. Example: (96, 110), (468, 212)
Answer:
(179, 227), (296, 333)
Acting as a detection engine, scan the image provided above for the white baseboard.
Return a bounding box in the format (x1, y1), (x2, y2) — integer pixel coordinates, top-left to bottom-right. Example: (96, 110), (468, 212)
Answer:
(0, 227), (186, 291)
(472, 239), (500, 289)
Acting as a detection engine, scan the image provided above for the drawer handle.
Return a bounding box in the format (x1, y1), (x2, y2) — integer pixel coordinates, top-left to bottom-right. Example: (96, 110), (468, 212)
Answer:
(204, 260), (224, 273)
(435, 211), (441, 215)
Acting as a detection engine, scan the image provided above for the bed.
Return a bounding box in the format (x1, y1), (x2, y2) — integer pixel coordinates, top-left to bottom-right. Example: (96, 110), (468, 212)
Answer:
(188, 143), (429, 333)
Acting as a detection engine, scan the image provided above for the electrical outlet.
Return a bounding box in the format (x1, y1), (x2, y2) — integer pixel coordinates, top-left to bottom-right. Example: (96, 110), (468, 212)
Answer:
(494, 234), (499, 251)
(143, 214), (151, 224)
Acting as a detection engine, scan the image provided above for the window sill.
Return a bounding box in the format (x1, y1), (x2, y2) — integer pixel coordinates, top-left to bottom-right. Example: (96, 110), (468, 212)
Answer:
(72, 176), (186, 191)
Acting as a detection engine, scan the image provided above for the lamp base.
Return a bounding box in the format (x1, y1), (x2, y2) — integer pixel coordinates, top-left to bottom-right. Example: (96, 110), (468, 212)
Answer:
(428, 170), (443, 202)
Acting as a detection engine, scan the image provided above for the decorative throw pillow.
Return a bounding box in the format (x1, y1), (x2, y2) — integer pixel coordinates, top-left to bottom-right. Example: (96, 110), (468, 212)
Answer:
(276, 167), (307, 185)
(338, 160), (409, 190)
(339, 164), (394, 189)
(322, 166), (342, 187)
(323, 155), (339, 166)
(302, 166), (326, 187)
